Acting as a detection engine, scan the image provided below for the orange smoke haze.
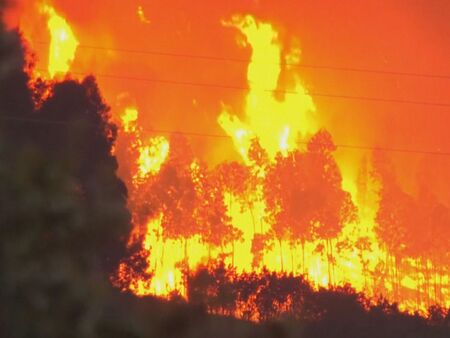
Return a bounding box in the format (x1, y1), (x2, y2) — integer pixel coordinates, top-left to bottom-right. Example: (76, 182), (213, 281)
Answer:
(8, 0), (450, 314)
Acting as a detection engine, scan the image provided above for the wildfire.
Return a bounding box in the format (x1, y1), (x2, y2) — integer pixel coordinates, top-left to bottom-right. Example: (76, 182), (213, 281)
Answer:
(219, 15), (318, 161)
(16, 3), (449, 317)
(121, 107), (138, 133)
(115, 15), (448, 314)
(117, 16), (339, 295)
(118, 107), (170, 181)
(135, 137), (170, 180)
(41, 4), (78, 78)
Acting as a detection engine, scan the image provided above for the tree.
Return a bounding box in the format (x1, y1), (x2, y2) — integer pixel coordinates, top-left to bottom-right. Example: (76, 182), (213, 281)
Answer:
(0, 16), (132, 336)
(0, 147), (112, 338)
(372, 151), (415, 299)
(307, 130), (357, 285)
(264, 130), (356, 278)
(193, 161), (240, 262)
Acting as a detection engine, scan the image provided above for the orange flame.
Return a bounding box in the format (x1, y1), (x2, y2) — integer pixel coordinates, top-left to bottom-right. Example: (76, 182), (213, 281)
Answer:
(16, 3), (449, 315)
(40, 4), (78, 78)
(118, 16), (449, 314)
(135, 137), (170, 180)
(219, 15), (317, 162)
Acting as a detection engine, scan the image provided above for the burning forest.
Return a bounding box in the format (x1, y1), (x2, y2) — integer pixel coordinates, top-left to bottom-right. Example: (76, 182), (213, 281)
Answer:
(1, 0), (449, 337)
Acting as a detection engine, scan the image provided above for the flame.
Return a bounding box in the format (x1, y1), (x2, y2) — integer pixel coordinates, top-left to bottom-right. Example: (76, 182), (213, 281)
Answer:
(135, 137), (170, 180)
(121, 107), (139, 133)
(219, 15), (318, 161)
(119, 107), (170, 181)
(16, 3), (449, 315)
(118, 15), (448, 313)
(41, 4), (78, 78)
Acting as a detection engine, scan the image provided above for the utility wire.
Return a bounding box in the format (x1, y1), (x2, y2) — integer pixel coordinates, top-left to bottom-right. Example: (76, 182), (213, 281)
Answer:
(33, 41), (450, 80)
(2, 115), (450, 157)
(35, 68), (450, 108)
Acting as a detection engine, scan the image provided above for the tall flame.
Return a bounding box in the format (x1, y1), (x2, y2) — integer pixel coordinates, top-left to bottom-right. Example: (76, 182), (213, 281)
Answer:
(118, 15), (448, 313)
(15, 3), (448, 315)
(219, 15), (318, 162)
(41, 4), (78, 78)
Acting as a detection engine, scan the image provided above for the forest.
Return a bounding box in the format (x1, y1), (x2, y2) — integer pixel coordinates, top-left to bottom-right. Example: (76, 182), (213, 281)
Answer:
(0, 0), (449, 337)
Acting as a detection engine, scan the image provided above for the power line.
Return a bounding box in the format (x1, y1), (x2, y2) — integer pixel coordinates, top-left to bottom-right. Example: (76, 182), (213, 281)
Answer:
(33, 41), (450, 80)
(35, 69), (450, 108)
(2, 115), (450, 157)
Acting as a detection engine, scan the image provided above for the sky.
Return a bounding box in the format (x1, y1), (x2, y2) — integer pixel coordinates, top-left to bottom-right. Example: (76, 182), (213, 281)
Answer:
(6, 0), (450, 202)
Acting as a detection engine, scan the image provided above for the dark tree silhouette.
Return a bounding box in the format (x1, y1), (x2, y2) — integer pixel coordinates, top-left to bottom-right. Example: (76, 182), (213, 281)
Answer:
(0, 15), (131, 336)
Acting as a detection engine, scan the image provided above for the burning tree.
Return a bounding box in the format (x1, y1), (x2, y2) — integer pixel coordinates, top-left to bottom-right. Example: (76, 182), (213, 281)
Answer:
(153, 134), (198, 264)
(307, 130), (357, 285)
(372, 151), (416, 299)
(192, 161), (241, 262)
(264, 130), (356, 280)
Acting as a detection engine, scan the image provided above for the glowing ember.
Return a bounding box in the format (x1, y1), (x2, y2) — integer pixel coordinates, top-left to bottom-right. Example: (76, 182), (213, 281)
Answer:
(137, 5), (151, 24)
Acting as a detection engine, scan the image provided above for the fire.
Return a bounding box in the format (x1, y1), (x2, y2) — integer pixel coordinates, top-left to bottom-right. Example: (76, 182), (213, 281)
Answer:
(120, 15), (359, 296)
(41, 4), (78, 78)
(118, 106), (169, 181)
(135, 137), (170, 180)
(219, 15), (318, 161)
(16, 3), (449, 316)
(115, 15), (448, 313)
(121, 107), (138, 133)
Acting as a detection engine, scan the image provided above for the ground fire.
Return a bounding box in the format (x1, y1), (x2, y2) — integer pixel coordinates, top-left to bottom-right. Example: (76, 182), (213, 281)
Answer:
(12, 0), (449, 319)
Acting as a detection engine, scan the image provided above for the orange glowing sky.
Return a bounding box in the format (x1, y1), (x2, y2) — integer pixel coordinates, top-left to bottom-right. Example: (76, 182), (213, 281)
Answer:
(7, 0), (450, 199)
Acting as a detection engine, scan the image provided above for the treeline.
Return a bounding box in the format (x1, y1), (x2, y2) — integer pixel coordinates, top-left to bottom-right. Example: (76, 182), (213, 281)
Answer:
(1, 1), (449, 337)
(121, 121), (449, 308)
(0, 6), (131, 336)
(186, 263), (450, 338)
(119, 129), (358, 288)
(369, 151), (450, 306)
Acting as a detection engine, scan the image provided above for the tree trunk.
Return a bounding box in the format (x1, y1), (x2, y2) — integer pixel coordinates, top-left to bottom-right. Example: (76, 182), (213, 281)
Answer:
(184, 238), (189, 298)
(424, 258), (430, 308)
(433, 263), (438, 304)
(394, 255), (400, 301)
(290, 245), (295, 274)
(278, 238), (284, 272)
(330, 238), (335, 285)
(160, 240), (166, 269)
(231, 240), (235, 267)
(208, 244), (212, 266)
(415, 258), (421, 309)
(248, 203), (256, 236)
(184, 238), (189, 264)
(326, 239), (332, 287)
(301, 240), (306, 275)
